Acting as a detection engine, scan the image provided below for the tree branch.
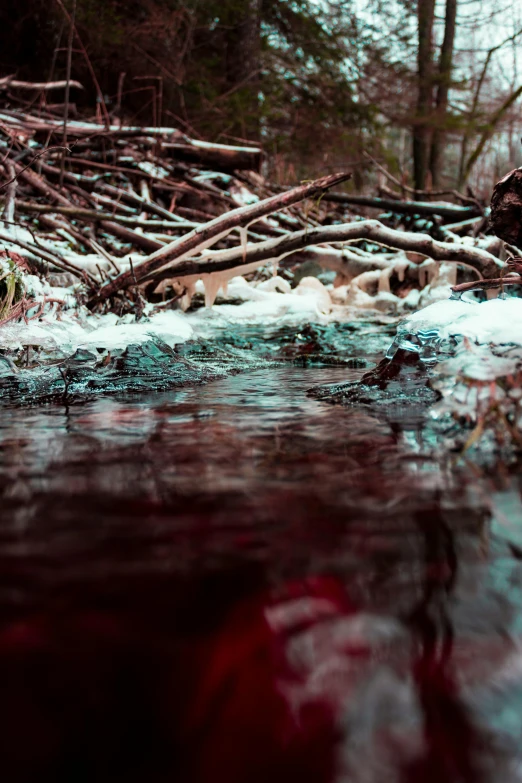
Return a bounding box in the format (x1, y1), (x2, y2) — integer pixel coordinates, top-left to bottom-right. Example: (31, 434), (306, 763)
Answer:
(141, 219), (502, 287)
(88, 170), (352, 304)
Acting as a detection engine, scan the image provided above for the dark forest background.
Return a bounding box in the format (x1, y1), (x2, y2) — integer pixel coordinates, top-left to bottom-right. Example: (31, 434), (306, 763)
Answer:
(1, 0), (521, 194)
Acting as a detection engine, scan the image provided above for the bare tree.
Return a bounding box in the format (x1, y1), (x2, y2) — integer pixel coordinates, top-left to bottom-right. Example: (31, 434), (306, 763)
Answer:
(429, 0), (458, 186)
(223, 0), (262, 140)
(413, 0), (436, 191)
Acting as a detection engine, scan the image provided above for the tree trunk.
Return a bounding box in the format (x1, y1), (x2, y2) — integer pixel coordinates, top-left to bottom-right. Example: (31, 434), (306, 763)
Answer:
(429, 0), (457, 186)
(223, 0), (262, 141)
(413, 0), (436, 192)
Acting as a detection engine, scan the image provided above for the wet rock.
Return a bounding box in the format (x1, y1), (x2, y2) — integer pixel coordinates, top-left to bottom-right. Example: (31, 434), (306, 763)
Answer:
(0, 338), (271, 406)
(308, 348), (439, 417)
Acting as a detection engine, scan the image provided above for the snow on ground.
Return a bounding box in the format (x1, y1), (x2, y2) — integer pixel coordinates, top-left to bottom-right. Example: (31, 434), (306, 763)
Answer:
(404, 297), (522, 346)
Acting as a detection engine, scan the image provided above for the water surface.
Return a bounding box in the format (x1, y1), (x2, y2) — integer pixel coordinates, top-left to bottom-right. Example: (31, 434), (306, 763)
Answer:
(0, 366), (521, 783)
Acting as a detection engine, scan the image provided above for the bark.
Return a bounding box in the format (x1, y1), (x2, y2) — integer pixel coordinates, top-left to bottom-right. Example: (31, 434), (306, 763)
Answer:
(413, 0), (436, 192)
(429, 0), (458, 186)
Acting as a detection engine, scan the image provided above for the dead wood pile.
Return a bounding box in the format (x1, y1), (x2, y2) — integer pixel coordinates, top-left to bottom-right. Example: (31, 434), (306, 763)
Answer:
(0, 98), (513, 317)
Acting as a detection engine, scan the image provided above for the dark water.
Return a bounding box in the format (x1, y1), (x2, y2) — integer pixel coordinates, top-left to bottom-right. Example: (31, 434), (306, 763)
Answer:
(0, 366), (522, 783)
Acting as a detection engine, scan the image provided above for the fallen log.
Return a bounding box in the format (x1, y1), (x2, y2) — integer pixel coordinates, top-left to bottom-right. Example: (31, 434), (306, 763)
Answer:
(141, 219), (502, 286)
(319, 193), (481, 221)
(17, 201), (197, 231)
(0, 77), (84, 91)
(162, 140), (262, 172)
(88, 170), (352, 304)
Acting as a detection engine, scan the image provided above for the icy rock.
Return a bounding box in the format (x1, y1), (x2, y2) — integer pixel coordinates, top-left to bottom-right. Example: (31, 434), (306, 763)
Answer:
(294, 277), (331, 315)
(78, 311), (194, 351)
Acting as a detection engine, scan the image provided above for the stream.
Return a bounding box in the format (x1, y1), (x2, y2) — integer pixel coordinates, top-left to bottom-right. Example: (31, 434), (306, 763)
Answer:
(1, 364), (522, 782)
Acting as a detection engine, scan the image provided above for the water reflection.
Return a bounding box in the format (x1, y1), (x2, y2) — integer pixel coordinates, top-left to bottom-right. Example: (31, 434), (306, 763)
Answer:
(0, 367), (520, 782)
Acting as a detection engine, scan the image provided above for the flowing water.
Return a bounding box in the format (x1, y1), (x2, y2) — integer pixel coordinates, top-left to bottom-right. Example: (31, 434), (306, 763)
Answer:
(0, 364), (521, 782)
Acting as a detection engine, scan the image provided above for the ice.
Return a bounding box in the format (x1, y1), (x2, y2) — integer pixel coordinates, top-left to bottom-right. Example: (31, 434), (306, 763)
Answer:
(0, 306), (193, 354)
(406, 297), (522, 346)
(78, 311), (193, 351)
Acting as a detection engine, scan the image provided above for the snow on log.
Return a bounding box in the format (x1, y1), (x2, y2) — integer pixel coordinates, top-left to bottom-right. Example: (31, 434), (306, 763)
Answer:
(88, 171), (353, 304)
(143, 219), (502, 287)
(0, 77), (84, 91)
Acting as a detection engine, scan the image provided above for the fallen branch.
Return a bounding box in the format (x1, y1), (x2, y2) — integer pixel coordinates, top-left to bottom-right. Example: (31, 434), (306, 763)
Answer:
(0, 146), (71, 192)
(17, 201), (196, 230)
(142, 219), (502, 287)
(88, 170), (352, 304)
(162, 140), (262, 172)
(451, 275), (522, 294)
(0, 230), (96, 283)
(99, 221), (164, 253)
(0, 77), (84, 91)
(319, 193), (481, 221)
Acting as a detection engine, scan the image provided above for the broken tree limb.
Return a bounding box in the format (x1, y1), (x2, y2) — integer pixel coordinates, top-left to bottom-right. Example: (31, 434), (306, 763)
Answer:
(0, 77), (84, 91)
(88, 170), (352, 304)
(0, 230), (95, 283)
(141, 219), (502, 286)
(162, 140), (262, 172)
(10, 159), (72, 206)
(17, 201), (197, 231)
(99, 221), (164, 253)
(451, 275), (522, 294)
(97, 183), (189, 223)
(319, 193), (481, 221)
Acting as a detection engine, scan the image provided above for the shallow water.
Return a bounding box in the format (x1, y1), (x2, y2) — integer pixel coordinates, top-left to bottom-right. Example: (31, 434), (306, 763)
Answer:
(0, 365), (521, 782)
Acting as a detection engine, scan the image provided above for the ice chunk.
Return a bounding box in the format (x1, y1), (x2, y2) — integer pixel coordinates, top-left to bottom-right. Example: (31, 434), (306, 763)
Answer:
(295, 277), (332, 315)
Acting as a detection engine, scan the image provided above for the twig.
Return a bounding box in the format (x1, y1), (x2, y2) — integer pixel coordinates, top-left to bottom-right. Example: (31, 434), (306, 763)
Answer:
(61, 0), (77, 187)
(17, 201), (196, 230)
(0, 146), (71, 191)
(451, 275), (522, 294)
(0, 230), (96, 284)
(363, 151), (481, 208)
(53, 0), (111, 128)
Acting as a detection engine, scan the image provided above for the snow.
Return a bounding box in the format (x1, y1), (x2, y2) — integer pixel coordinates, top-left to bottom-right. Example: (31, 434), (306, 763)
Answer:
(405, 297), (522, 346)
(0, 308), (193, 353)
